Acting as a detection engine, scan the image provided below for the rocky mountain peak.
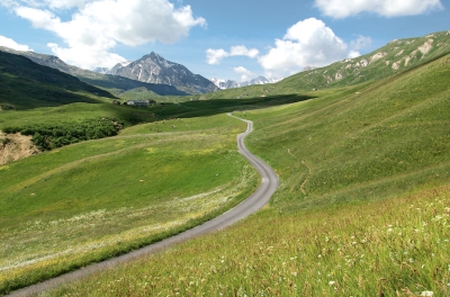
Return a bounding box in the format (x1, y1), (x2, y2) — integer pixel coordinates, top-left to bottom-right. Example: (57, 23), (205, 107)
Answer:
(108, 52), (218, 94)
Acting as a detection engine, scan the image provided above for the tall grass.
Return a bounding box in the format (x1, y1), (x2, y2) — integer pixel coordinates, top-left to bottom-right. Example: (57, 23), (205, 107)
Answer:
(47, 185), (450, 296)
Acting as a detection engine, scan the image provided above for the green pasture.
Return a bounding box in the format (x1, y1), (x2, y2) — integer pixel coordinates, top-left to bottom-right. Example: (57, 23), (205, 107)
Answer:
(48, 185), (450, 297)
(0, 115), (258, 294)
(43, 54), (450, 296)
(243, 52), (450, 211)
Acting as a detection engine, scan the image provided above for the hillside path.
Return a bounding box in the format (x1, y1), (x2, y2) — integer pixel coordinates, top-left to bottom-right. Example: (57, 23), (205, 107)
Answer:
(7, 113), (279, 297)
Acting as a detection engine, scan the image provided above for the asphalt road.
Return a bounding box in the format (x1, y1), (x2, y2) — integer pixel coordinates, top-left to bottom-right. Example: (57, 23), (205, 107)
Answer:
(7, 114), (279, 297)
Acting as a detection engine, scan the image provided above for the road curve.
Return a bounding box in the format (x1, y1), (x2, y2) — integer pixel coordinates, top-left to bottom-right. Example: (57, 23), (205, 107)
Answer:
(7, 114), (279, 297)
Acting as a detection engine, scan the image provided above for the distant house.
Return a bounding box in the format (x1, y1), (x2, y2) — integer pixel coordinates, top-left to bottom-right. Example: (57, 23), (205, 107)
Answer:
(127, 100), (148, 107)
(126, 100), (155, 107)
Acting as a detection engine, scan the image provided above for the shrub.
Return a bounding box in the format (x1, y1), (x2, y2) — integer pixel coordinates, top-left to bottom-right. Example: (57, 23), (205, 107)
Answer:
(3, 118), (123, 151)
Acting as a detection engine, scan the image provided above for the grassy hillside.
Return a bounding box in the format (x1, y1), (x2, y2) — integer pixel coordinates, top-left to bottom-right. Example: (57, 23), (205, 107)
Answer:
(246, 51), (450, 212)
(278, 30), (450, 91)
(0, 114), (260, 294)
(1, 31), (449, 295)
(44, 53), (450, 296)
(0, 51), (115, 110)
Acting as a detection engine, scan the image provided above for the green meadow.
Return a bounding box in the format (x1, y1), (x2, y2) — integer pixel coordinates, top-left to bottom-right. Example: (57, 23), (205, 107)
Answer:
(1, 36), (450, 297)
(0, 114), (260, 293)
(40, 53), (450, 296)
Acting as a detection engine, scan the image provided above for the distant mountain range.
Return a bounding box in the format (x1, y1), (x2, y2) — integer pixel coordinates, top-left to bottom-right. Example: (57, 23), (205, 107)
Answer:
(210, 76), (279, 90)
(0, 46), (187, 96)
(0, 48), (218, 95)
(2, 29), (449, 101)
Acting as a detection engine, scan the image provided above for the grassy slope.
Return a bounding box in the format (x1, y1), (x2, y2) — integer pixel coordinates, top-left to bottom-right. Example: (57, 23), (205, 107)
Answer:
(246, 52), (450, 211)
(278, 30), (450, 91)
(0, 51), (115, 110)
(0, 114), (259, 294)
(46, 54), (450, 296)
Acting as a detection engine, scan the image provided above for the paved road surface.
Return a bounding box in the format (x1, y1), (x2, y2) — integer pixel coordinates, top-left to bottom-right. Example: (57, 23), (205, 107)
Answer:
(7, 114), (279, 297)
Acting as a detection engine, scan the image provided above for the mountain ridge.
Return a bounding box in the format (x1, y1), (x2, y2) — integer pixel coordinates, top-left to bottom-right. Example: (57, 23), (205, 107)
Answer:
(0, 50), (115, 109)
(0, 47), (187, 96)
(278, 30), (450, 91)
(107, 52), (219, 94)
(210, 76), (280, 90)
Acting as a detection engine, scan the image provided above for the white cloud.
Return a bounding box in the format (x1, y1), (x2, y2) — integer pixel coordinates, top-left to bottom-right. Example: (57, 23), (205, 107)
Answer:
(206, 48), (228, 65)
(0, 35), (33, 51)
(347, 50), (361, 59)
(230, 45), (259, 58)
(7, 0), (206, 69)
(233, 66), (254, 82)
(258, 18), (352, 78)
(315, 0), (444, 18)
(44, 0), (87, 10)
(206, 45), (259, 65)
(48, 42), (127, 70)
(350, 35), (372, 50)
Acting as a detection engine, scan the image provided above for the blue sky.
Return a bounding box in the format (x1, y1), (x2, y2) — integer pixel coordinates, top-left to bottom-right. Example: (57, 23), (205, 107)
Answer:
(0, 0), (448, 82)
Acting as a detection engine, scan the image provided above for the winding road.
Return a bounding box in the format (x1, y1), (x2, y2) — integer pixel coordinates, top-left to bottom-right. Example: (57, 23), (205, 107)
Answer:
(7, 114), (279, 297)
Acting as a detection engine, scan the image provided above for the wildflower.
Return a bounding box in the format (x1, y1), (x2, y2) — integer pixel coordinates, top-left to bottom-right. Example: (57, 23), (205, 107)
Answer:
(329, 281), (335, 286)
(420, 291), (433, 297)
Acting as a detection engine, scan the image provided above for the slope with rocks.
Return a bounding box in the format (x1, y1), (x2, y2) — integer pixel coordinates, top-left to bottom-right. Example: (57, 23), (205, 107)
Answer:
(280, 30), (450, 90)
(0, 132), (39, 165)
(109, 52), (218, 94)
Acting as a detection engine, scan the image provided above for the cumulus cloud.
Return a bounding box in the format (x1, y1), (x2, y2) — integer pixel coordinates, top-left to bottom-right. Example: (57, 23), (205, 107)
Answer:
(315, 0), (444, 18)
(206, 45), (259, 65)
(5, 0), (206, 69)
(233, 66), (254, 82)
(259, 18), (355, 78)
(0, 35), (33, 51)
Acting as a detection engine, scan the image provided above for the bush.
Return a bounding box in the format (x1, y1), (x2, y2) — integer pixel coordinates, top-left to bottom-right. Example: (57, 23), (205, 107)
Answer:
(2, 127), (21, 134)
(3, 119), (123, 151)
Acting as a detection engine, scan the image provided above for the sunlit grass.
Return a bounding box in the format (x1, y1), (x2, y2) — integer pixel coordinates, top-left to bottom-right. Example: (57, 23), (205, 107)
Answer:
(242, 53), (450, 211)
(47, 185), (450, 296)
(0, 114), (258, 294)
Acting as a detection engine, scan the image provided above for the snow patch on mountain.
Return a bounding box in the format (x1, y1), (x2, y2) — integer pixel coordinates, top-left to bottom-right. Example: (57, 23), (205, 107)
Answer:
(211, 76), (280, 89)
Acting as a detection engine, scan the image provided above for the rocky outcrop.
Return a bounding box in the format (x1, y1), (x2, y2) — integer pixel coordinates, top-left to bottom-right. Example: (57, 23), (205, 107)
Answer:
(109, 52), (218, 94)
(299, 30), (450, 86)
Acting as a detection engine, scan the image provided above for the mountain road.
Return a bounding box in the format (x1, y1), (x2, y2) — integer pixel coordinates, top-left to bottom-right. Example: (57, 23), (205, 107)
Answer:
(7, 113), (279, 297)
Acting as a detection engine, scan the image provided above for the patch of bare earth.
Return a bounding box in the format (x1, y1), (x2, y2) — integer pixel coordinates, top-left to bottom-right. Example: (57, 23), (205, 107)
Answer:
(0, 132), (39, 165)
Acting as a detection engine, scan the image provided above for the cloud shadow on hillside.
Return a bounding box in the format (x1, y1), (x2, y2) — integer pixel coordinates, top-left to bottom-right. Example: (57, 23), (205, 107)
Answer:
(146, 94), (316, 120)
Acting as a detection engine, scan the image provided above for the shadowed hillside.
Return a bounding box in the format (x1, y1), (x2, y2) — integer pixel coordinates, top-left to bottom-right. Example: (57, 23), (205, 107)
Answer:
(0, 51), (115, 109)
